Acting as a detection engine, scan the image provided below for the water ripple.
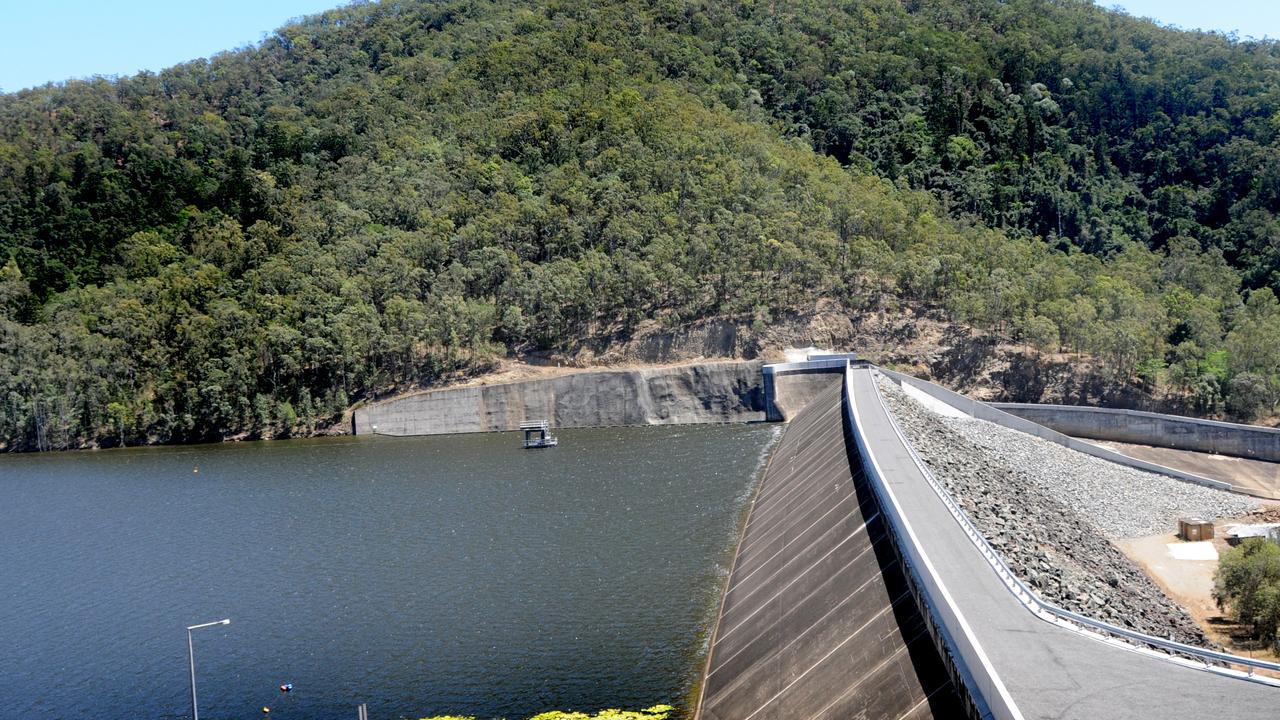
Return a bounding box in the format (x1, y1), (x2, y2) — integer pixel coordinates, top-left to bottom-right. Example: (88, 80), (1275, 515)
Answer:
(0, 424), (774, 719)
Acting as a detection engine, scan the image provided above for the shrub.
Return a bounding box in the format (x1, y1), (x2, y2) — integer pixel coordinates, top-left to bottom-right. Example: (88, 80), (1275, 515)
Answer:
(529, 708), (672, 720)
(1213, 538), (1280, 645)
(1225, 373), (1272, 421)
(419, 706), (673, 720)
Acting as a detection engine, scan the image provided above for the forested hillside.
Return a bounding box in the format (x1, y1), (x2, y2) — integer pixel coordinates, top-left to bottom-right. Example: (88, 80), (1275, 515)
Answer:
(3, 0), (1280, 450)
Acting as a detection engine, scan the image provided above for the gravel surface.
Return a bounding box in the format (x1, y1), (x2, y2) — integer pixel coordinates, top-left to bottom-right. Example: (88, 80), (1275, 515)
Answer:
(876, 376), (1218, 647)
(942, 415), (1258, 540)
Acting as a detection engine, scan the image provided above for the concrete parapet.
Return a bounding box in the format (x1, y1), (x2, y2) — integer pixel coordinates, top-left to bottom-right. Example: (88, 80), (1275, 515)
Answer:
(993, 403), (1280, 463)
(845, 370), (1012, 719)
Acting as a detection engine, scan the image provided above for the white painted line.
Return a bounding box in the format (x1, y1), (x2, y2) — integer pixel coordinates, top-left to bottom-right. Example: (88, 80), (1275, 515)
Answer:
(847, 368), (1024, 720)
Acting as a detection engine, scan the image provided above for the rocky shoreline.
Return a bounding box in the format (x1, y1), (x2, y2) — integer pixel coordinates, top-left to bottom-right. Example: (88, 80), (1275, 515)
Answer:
(875, 376), (1247, 648)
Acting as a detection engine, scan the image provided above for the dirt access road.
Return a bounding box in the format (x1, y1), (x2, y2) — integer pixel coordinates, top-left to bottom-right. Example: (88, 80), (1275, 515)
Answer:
(1117, 521), (1280, 668)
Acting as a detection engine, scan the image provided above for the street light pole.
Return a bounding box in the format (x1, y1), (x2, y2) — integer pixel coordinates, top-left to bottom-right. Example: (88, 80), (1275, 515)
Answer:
(186, 618), (231, 720)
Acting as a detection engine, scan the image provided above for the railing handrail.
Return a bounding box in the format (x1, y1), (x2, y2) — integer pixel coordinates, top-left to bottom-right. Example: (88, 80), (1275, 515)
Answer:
(762, 358), (854, 374)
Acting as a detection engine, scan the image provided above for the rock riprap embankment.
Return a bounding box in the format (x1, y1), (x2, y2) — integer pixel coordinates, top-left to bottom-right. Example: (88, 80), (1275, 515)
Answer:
(876, 377), (1219, 647)
(942, 407), (1258, 539)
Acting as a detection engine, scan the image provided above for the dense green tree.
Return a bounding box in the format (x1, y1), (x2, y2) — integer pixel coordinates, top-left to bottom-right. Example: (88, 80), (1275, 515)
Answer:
(1215, 538), (1280, 647)
(4, 0), (1280, 449)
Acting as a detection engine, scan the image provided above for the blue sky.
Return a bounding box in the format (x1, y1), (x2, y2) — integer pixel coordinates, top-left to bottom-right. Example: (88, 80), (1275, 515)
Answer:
(0, 1), (339, 92)
(1113, 0), (1280, 40)
(1, 1), (1279, 93)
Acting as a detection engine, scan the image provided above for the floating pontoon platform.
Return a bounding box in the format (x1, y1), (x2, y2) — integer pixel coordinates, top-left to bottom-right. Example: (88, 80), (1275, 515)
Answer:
(520, 420), (558, 449)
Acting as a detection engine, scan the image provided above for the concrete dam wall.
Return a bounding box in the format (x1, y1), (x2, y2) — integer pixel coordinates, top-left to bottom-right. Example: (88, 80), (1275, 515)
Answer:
(696, 376), (964, 720)
(994, 402), (1280, 463)
(353, 361), (767, 436)
(703, 363), (1280, 719)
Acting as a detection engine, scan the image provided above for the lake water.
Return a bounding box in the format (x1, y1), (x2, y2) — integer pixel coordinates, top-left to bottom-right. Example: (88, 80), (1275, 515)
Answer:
(0, 424), (778, 720)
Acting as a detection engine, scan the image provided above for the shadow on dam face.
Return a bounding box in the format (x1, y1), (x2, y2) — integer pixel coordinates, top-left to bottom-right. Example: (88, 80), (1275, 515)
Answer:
(696, 378), (964, 720)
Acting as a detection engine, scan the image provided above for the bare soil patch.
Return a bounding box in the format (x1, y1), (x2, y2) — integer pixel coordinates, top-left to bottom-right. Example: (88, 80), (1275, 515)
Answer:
(1116, 519), (1280, 672)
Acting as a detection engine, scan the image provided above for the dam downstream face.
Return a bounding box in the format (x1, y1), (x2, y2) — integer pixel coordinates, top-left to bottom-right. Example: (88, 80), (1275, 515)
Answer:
(0, 424), (777, 720)
(698, 379), (964, 720)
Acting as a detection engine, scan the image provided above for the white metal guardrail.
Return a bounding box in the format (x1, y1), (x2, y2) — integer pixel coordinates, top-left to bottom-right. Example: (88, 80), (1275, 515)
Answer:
(843, 364), (1022, 720)
(862, 367), (1280, 684)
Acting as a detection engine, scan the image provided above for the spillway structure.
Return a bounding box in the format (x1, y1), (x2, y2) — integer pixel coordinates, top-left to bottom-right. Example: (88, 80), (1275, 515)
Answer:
(697, 361), (1280, 720)
(696, 376), (965, 719)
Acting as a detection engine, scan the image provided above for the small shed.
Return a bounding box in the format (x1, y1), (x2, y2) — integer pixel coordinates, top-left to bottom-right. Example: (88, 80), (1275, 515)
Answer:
(1179, 518), (1214, 542)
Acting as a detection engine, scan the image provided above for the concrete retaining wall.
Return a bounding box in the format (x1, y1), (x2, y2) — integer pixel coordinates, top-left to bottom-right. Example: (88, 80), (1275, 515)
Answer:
(879, 370), (1233, 493)
(762, 358), (852, 421)
(994, 403), (1280, 463)
(353, 361), (766, 435)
